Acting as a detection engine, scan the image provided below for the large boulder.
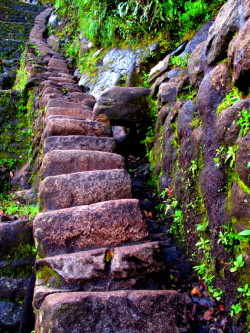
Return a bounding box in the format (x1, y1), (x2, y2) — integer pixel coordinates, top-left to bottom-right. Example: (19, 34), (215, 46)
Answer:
(205, 0), (242, 64)
(228, 18), (250, 91)
(92, 86), (151, 125)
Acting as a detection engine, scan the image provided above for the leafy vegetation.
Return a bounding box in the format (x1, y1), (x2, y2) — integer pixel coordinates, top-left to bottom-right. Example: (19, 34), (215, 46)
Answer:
(49, 0), (226, 56)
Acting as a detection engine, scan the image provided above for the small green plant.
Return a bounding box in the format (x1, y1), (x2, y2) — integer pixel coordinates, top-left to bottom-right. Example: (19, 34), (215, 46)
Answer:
(190, 116), (202, 129)
(225, 145), (237, 168)
(230, 303), (242, 317)
(216, 87), (243, 115)
(196, 219), (209, 231)
(237, 284), (250, 298)
(237, 108), (250, 137)
(189, 159), (198, 177)
(214, 145), (238, 168)
(230, 254), (245, 272)
(195, 237), (211, 251)
(213, 146), (226, 168)
(169, 54), (190, 68)
(217, 230), (234, 247)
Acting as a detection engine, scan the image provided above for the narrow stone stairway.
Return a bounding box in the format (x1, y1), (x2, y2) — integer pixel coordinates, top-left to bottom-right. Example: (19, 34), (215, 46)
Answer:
(24, 8), (189, 333)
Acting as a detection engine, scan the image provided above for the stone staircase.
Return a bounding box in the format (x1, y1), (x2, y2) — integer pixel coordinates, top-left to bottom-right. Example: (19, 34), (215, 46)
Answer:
(0, 0), (45, 59)
(24, 8), (189, 333)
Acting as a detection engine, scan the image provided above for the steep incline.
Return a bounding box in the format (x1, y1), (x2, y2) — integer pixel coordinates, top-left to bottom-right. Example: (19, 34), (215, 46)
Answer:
(21, 7), (190, 333)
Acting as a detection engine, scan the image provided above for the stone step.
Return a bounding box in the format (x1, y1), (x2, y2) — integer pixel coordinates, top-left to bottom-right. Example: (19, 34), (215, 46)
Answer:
(47, 76), (76, 84)
(33, 199), (147, 257)
(66, 92), (95, 104)
(40, 150), (125, 177)
(43, 136), (116, 154)
(34, 242), (166, 308)
(35, 290), (188, 333)
(45, 106), (92, 119)
(41, 80), (82, 93)
(46, 99), (92, 110)
(43, 116), (112, 138)
(0, 7), (37, 23)
(45, 99), (93, 118)
(47, 67), (69, 74)
(48, 58), (68, 70)
(39, 169), (132, 211)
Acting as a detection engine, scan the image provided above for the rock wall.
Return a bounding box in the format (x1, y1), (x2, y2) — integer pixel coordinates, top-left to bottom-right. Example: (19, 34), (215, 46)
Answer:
(149, 0), (250, 316)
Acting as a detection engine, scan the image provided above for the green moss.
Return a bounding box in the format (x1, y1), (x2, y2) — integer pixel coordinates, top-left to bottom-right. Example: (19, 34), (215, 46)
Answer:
(36, 265), (61, 288)
(13, 52), (28, 91)
(237, 178), (250, 196)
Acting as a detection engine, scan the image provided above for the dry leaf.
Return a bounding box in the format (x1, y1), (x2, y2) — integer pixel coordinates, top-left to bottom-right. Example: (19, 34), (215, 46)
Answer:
(191, 287), (202, 297)
(9, 171), (14, 178)
(0, 209), (3, 216)
(143, 210), (149, 218)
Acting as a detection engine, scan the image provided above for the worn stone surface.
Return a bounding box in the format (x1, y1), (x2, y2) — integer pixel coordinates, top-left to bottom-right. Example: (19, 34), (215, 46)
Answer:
(216, 99), (250, 145)
(45, 106), (92, 119)
(0, 219), (33, 259)
(43, 136), (116, 153)
(236, 133), (250, 187)
(197, 63), (231, 118)
(183, 19), (214, 55)
(35, 290), (188, 333)
(43, 117), (112, 137)
(158, 77), (188, 107)
(48, 58), (68, 69)
(35, 242), (166, 290)
(228, 18), (250, 90)
(188, 41), (208, 88)
(36, 248), (106, 287)
(93, 86), (151, 125)
(34, 199), (147, 257)
(205, 0), (242, 64)
(39, 169), (132, 210)
(111, 242), (165, 280)
(40, 150), (124, 177)
(149, 54), (170, 83)
(230, 181), (250, 219)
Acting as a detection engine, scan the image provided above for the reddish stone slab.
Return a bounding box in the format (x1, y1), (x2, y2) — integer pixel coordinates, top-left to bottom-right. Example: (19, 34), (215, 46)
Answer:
(40, 150), (124, 177)
(39, 169), (132, 210)
(43, 136), (116, 154)
(33, 199), (147, 257)
(43, 117), (112, 137)
(35, 290), (188, 333)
